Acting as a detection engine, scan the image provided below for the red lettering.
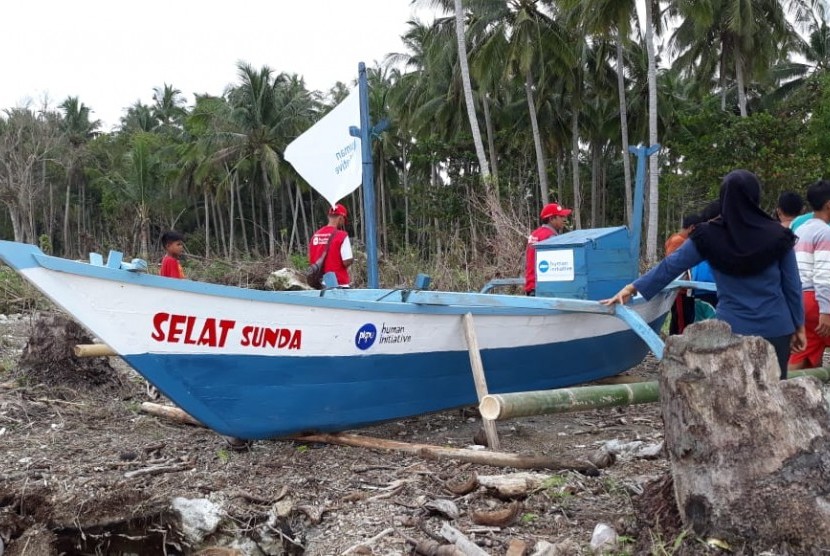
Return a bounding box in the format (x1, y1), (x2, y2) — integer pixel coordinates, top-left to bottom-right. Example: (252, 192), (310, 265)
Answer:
(265, 328), (279, 348)
(277, 329), (290, 348)
(184, 315), (197, 345)
(240, 325), (253, 346)
(151, 312), (169, 341)
(168, 314), (186, 342)
(288, 330), (301, 350)
(217, 320), (235, 347)
(198, 318), (217, 346)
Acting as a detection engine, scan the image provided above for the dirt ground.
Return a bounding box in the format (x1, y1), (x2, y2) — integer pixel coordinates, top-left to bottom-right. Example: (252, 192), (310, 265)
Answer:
(0, 311), (703, 556)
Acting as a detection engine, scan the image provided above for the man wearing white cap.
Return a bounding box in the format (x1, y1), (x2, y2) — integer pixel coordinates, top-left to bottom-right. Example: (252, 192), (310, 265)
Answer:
(524, 202), (572, 296)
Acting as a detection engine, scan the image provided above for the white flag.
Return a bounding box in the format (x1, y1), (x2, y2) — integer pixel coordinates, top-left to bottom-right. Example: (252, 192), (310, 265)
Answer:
(284, 91), (362, 208)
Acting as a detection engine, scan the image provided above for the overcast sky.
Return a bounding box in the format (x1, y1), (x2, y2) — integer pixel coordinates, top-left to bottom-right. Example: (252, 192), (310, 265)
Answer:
(1, 1), (438, 131)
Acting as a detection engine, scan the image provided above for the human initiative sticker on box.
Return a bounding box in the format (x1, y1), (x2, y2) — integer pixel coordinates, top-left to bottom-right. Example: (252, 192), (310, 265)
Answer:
(536, 249), (575, 282)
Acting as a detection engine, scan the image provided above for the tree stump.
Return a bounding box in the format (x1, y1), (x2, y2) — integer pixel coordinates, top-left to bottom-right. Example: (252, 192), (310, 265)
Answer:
(659, 319), (830, 551)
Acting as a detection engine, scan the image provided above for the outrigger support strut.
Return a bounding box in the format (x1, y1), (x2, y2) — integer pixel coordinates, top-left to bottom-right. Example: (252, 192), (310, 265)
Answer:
(613, 303), (665, 360)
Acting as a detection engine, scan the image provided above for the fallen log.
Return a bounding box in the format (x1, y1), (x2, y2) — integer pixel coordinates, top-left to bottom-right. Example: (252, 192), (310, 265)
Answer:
(480, 367), (830, 421)
(293, 432), (597, 474)
(660, 320), (830, 552)
(140, 402), (202, 426)
(73, 343), (116, 357)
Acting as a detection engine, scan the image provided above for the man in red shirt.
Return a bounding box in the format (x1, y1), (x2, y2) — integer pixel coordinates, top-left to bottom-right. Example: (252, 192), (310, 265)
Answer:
(524, 202), (572, 295)
(308, 203), (353, 287)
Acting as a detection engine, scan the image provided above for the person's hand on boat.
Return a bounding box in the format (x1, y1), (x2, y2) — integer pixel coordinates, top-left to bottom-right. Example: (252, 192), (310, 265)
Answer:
(791, 325), (807, 353)
(600, 284), (637, 306)
(817, 314), (830, 337)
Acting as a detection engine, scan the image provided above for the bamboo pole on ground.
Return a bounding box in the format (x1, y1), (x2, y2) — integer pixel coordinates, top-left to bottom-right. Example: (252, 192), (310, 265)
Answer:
(480, 367), (830, 421)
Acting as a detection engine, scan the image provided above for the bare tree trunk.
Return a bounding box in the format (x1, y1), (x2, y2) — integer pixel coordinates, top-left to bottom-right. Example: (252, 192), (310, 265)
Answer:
(644, 0), (660, 264)
(453, 0), (490, 181)
(261, 164), (276, 259)
(735, 55), (747, 117)
(236, 179), (249, 254)
(63, 182), (71, 256)
(228, 171), (236, 259)
(250, 184), (259, 255)
(526, 72), (549, 205)
(616, 31), (633, 226)
(287, 178), (299, 254)
(571, 110), (582, 229)
(591, 142), (599, 228)
(403, 145), (410, 248)
(6, 204), (24, 242)
(204, 191), (210, 258)
(379, 163), (388, 257)
(482, 91), (499, 189)
(297, 182), (309, 252)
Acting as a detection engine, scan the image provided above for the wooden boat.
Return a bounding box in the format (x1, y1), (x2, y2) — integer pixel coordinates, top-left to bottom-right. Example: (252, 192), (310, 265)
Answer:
(0, 234), (672, 439)
(0, 70), (670, 439)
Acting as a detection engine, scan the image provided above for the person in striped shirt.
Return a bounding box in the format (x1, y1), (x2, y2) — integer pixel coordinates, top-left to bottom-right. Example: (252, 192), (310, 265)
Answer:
(789, 179), (830, 370)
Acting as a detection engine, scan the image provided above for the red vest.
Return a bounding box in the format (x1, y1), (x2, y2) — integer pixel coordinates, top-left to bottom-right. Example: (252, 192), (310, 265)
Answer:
(309, 226), (350, 285)
(524, 225), (557, 293)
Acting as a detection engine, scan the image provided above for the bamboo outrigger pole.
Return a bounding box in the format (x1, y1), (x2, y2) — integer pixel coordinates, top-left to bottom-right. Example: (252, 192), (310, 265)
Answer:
(479, 368), (830, 421)
(74, 343), (116, 357)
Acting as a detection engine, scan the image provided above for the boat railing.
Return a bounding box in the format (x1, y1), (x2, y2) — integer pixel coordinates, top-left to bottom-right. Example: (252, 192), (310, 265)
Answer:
(89, 250), (147, 272)
(479, 278), (524, 294)
(669, 279), (717, 292)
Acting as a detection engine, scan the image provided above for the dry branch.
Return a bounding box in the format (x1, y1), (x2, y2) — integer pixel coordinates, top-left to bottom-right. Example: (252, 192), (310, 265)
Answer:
(341, 527), (395, 555)
(140, 402), (202, 426)
(293, 432), (597, 474)
(123, 463), (191, 479)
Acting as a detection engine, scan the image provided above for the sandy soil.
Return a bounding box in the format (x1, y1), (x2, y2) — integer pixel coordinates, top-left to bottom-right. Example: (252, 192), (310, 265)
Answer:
(0, 311), (693, 556)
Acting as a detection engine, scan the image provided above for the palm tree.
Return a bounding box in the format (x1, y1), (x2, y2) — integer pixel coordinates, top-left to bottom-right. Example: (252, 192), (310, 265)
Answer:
(209, 63), (317, 259)
(670, 0), (799, 117)
(117, 132), (161, 259)
(151, 83), (188, 131)
(561, 0), (637, 225)
(120, 101), (158, 133)
(59, 96), (100, 256)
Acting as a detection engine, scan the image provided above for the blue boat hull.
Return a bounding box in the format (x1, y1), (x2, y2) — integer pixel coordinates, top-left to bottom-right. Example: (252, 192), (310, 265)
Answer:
(128, 315), (664, 439)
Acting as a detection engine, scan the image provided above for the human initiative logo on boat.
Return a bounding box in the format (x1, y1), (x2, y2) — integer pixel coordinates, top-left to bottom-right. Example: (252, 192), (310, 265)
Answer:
(355, 323), (377, 350)
(355, 322), (413, 350)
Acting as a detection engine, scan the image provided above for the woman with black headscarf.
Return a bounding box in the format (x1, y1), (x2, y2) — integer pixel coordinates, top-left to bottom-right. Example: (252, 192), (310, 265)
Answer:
(602, 170), (806, 378)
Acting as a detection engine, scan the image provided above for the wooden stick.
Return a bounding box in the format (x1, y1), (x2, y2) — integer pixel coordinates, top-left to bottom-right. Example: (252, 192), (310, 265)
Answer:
(439, 523), (490, 556)
(341, 527), (395, 555)
(124, 463), (191, 479)
(140, 402), (202, 426)
(73, 343), (117, 357)
(293, 432), (597, 474)
(462, 313), (500, 450)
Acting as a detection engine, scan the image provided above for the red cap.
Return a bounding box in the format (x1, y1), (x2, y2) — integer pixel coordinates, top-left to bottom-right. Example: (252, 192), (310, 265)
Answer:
(540, 203), (572, 220)
(328, 203), (348, 220)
